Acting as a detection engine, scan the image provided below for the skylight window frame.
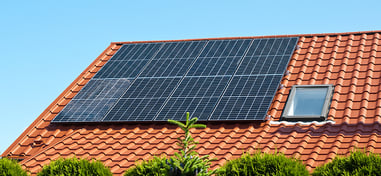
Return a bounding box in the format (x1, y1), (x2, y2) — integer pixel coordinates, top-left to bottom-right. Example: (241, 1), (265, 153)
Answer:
(281, 84), (334, 121)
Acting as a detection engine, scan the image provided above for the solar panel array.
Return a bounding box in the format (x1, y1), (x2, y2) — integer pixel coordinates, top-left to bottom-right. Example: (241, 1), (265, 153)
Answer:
(52, 37), (298, 122)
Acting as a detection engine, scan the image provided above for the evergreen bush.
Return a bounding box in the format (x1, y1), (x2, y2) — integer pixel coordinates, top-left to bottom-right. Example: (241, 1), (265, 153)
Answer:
(0, 158), (28, 176)
(37, 157), (112, 176)
(312, 150), (381, 176)
(124, 156), (170, 176)
(217, 152), (309, 176)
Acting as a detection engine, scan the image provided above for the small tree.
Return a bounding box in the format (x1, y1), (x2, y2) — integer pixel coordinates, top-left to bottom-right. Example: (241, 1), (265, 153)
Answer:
(37, 157), (112, 176)
(312, 150), (381, 176)
(217, 152), (309, 176)
(124, 112), (216, 176)
(167, 112), (216, 176)
(0, 158), (28, 176)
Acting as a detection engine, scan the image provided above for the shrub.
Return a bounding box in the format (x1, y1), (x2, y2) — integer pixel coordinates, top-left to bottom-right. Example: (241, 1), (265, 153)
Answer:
(0, 158), (28, 176)
(124, 112), (216, 176)
(312, 150), (381, 176)
(124, 156), (170, 176)
(217, 152), (309, 176)
(37, 157), (112, 176)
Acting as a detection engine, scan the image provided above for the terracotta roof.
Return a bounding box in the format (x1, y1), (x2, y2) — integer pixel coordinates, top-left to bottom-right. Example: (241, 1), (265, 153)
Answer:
(3, 31), (381, 175)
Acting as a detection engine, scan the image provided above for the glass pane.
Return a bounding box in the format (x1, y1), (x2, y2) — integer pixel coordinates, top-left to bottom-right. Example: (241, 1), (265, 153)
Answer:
(287, 87), (328, 116)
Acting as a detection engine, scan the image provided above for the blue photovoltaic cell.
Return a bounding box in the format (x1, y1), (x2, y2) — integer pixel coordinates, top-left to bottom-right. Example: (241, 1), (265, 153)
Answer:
(110, 43), (163, 61)
(139, 59), (195, 77)
(52, 37), (298, 123)
(94, 43), (162, 78)
(155, 76), (230, 121)
(102, 78), (182, 121)
(210, 75), (282, 120)
(199, 39), (251, 57)
(186, 40), (251, 76)
(94, 60), (149, 79)
(171, 77), (230, 97)
(155, 97), (220, 121)
(235, 56), (291, 75)
(52, 79), (132, 122)
(187, 57), (242, 76)
(122, 78), (181, 98)
(209, 37), (298, 121)
(102, 40), (208, 122)
(54, 99), (117, 122)
(74, 79), (132, 99)
(138, 41), (207, 77)
(211, 96), (274, 120)
(155, 41), (206, 59)
(223, 75), (283, 97)
(152, 40), (253, 121)
(103, 98), (166, 122)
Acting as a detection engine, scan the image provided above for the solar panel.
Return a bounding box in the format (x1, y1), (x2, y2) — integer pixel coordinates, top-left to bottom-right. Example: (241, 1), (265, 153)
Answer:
(52, 79), (132, 122)
(155, 76), (230, 121)
(152, 40), (253, 121)
(102, 40), (208, 122)
(102, 78), (181, 121)
(103, 98), (167, 121)
(52, 37), (298, 123)
(156, 97), (220, 121)
(94, 43), (162, 79)
(209, 37), (298, 121)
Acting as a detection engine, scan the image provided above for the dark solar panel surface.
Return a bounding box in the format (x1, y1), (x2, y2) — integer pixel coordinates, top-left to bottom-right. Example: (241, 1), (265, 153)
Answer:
(52, 79), (132, 122)
(52, 37), (298, 123)
(209, 37), (298, 120)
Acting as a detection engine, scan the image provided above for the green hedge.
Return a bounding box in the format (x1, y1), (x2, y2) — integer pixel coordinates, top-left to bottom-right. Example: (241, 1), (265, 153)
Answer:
(313, 150), (381, 176)
(124, 156), (170, 176)
(0, 158), (28, 176)
(217, 152), (309, 176)
(37, 157), (112, 176)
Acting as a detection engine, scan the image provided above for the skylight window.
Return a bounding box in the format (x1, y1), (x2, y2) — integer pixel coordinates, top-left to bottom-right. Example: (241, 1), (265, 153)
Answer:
(282, 85), (334, 121)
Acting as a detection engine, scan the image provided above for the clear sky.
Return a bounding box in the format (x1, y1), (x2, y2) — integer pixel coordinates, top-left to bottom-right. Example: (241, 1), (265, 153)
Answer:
(1, 0), (380, 153)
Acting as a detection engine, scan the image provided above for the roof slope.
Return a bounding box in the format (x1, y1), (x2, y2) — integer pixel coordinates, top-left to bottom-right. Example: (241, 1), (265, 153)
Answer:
(3, 31), (381, 175)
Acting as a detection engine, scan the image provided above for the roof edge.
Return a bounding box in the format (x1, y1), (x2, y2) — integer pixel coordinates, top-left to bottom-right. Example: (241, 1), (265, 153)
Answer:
(1, 43), (117, 157)
(111, 30), (381, 45)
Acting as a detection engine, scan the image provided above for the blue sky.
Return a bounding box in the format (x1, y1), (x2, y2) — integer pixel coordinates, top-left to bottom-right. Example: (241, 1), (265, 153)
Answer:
(1, 0), (380, 153)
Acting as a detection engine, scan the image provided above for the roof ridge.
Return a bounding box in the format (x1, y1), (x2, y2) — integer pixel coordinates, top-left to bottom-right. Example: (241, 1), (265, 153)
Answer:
(111, 30), (381, 45)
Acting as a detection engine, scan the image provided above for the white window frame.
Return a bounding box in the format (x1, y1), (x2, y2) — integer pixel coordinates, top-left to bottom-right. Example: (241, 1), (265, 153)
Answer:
(281, 84), (334, 121)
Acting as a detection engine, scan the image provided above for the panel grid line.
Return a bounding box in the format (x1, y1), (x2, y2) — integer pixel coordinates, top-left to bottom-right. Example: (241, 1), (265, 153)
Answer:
(208, 39), (256, 120)
(52, 37), (298, 123)
(251, 37), (297, 119)
(152, 41), (209, 121)
(209, 37), (298, 121)
(155, 39), (252, 121)
(102, 41), (209, 122)
(100, 43), (166, 121)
